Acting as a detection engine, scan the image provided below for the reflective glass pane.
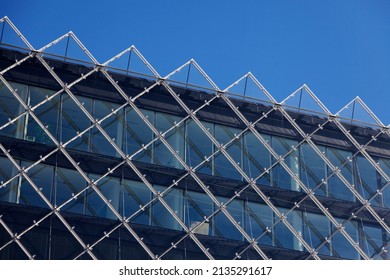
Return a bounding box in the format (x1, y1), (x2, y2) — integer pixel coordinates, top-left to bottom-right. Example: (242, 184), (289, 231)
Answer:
(19, 227), (48, 260)
(86, 174), (120, 220)
(274, 208), (303, 251)
(55, 167), (87, 214)
(272, 137), (300, 191)
(51, 228), (84, 259)
(355, 156), (381, 206)
(243, 132), (271, 185)
(185, 190), (213, 235)
(122, 179), (151, 225)
(0, 81), (27, 139)
(378, 158), (390, 208)
(19, 161), (53, 209)
(90, 100), (121, 157)
(61, 94), (92, 151)
(327, 148), (355, 202)
(300, 144), (327, 196)
(124, 108), (153, 163)
(185, 120), (213, 175)
(26, 86), (58, 144)
(92, 238), (118, 260)
(303, 212), (330, 256)
(214, 125), (242, 180)
(331, 219), (359, 259)
(152, 185), (183, 230)
(0, 156), (20, 203)
(154, 113), (184, 169)
(0, 224), (11, 259)
(245, 202), (273, 245)
(361, 224), (387, 259)
(214, 197), (244, 240)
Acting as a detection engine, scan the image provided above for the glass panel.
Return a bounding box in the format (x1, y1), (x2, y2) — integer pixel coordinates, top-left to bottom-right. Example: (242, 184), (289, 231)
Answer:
(19, 161), (53, 209)
(303, 212), (331, 256)
(90, 100), (121, 157)
(0, 156), (20, 203)
(54, 167), (87, 214)
(214, 197), (244, 240)
(61, 94), (92, 151)
(185, 190), (213, 235)
(300, 144), (327, 196)
(86, 174), (120, 220)
(378, 158), (390, 208)
(272, 137), (300, 191)
(243, 132), (271, 185)
(0, 81), (27, 139)
(19, 227), (48, 259)
(124, 108), (153, 163)
(122, 179), (151, 225)
(355, 156), (381, 206)
(0, 224), (11, 259)
(152, 185), (183, 230)
(331, 219), (359, 259)
(327, 148), (355, 202)
(51, 228), (83, 259)
(274, 208), (303, 251)
(185, 120), (213, 175)
(361, 224), (386, 259)
(154, 112), (184, 169)
(121, 239), (151, 260)
(92, 238), (118, 260)
(214, 125), (242, 180)
(245, 202), (273, 245)
(26, 86), (58, 144)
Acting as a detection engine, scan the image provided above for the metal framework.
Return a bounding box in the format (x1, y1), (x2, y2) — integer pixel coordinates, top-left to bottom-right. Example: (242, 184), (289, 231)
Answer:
(0, 16), (389, 260)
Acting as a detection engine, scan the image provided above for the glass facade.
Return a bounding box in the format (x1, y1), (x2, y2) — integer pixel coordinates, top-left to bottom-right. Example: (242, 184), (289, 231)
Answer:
(1, 82), (387, 207)
(0, 78), (389, 260)
(1, 155), (388, 259)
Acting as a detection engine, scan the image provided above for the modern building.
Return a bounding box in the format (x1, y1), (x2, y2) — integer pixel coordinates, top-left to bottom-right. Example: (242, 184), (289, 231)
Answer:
(0, 16), (389, 260)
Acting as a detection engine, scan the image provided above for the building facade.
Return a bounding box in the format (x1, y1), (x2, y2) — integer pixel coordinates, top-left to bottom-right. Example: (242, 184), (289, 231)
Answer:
(0, 17), (389, 260)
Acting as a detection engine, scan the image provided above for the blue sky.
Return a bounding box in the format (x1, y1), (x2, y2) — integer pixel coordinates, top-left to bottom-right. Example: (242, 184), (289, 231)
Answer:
(2, 0), (390, 124)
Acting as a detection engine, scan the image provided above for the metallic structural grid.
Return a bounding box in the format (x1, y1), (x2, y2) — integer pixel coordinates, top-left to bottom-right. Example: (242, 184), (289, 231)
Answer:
(0, 16), (389, 260)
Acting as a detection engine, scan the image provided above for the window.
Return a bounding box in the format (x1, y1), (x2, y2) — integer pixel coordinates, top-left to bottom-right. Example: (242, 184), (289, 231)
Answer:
(243, 132), (271, 185)
(86, 174), (120, 220)
(184, 190), (213, 235)
(54, 167), (87, 215)
(0, 156), (20, 203)
(0, 81), (27, 139)
(26, 86), (58, 144)
(272, 137), (299, 191)
(154, 113), (184, 169)
(327, 148), (355, 202)
(122, 179), (151, 225)
(214, 125), (242, 180)
(300, 144), (327, 196)
(152, 185), (183, 230)
(378, 158), (390, 208)
(61, 94), (92, 152)
(245, 202), (273, 245)
(19, 161), (53, 209)
(303, 211), (331, 256)
(355, 156), (381, 206)
(274, 208), (303, 251)
(185, 120), (213, 174)
(124, 108), (153, 163)
(90, 100), (122, 157)
(360, 224), (387, 259)
(214, 196), (244, 240)
(331, 219), (359, 259)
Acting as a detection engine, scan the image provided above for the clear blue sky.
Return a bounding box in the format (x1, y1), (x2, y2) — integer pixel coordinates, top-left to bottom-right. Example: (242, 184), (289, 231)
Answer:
(2, 0), (390, 124)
